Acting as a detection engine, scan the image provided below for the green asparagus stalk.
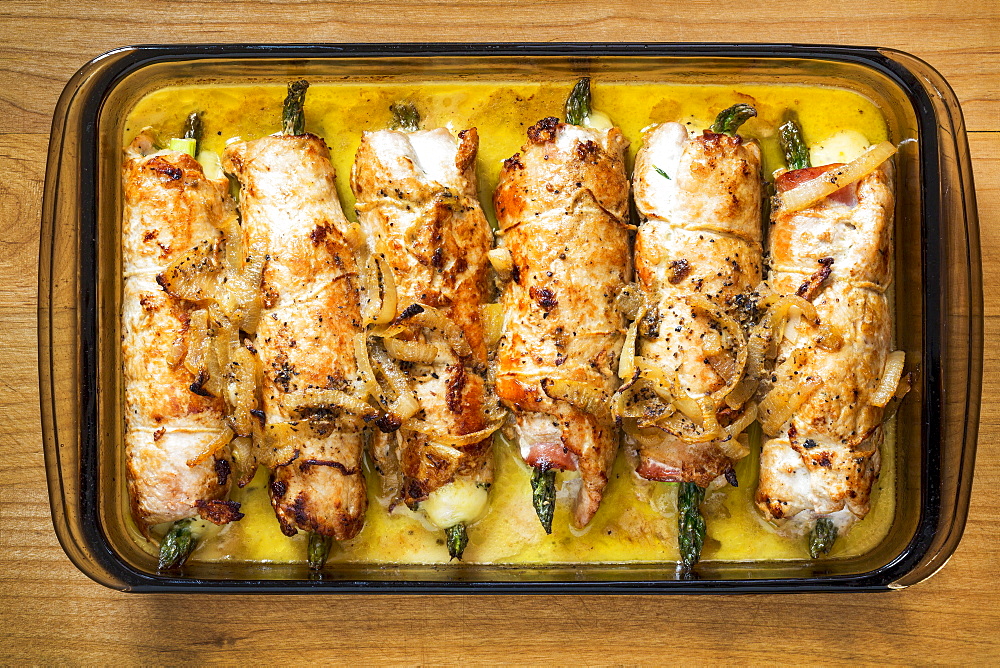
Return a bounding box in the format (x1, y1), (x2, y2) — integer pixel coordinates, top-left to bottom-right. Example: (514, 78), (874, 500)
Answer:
(158, 518), (196, 571)
(531, 467), (557, 534)
(709, 103), (757, 137)
(307, 532), (333, 571)
(282, 80), (310, 136)
(389, 101), (421, 132)
(445, 523), (469, 561)
(168, 111), (201, 157)
(564, 77), (591, 126)
(809, 517), (838, 558)
(184, 111), (202, 142)
(677, 481), (707, 573)
(779, 116), (812, 171)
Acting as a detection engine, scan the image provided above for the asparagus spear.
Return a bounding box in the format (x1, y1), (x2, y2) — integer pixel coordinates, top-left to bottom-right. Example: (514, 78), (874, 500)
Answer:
(709, 103), (757, 137)
(308, 532), (333, 571)
(168, 111), (201, 157)
(282, 80), (310, 136)
(809, 517), (838, 558)
(779, 115), (812, 171)
(564, 77), (591, 126)
(531, 466), (557, 534)
(389, 101), (421, 132)
(677, 481), (707, 573)
(158, 518), (196, 571)
(445, 524), (469, 560)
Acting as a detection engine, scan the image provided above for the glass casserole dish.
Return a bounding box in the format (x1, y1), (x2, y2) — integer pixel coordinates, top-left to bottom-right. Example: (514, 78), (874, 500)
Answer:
(39, 43), (982, 593)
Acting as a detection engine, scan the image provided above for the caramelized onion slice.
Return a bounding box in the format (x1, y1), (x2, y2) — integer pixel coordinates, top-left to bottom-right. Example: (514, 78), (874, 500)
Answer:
(370, 345), (420, 420)
(228, 345), (258, 437)
(618, 314), (642, 380)
(759, 376), (823, 435)
(290, 387), (380, 421)
(724, 402), (758, 440)
(383, 338), (439, 365)
(186, 426), (234, 468)
(543, 378), (611, 419)
(229, 435), (256, 488)
(255, 421), (302, 469)
(404, 419), (503, 446)
(779, 141), (896, 214)
(871, 350), (906, 408)
(157, 238), (223, 302)
(411, 305), (472, 357)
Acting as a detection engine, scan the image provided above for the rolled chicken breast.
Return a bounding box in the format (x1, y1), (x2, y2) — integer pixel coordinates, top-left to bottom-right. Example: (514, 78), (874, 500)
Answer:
(123, 129), (242, 536)
(626, 111), (763, 488)
(494, 104), (632, 530)
(351, 108), (496, 558)
(222, 87), (368, 546)
(756, 149), (896, 550)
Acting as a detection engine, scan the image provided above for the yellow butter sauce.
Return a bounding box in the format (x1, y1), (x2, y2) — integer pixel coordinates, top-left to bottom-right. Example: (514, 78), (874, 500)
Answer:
(125, 80), (893, 565)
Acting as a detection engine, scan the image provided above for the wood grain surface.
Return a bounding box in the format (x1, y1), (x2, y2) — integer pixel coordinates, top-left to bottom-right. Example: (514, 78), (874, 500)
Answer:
(2, 1), (999, 663)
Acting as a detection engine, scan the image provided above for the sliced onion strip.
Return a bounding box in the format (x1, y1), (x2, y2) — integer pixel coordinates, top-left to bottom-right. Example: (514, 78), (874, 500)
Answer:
(383, 338), (439, 365)
(779, 141), (896, 214)
(759, 376), (822, 435)
(403, 419), (503, 446)
(871, 350), (906, 408)
(618, 314), (642, 380)
(290, 387), (380, 420)
(543, 378), (611, 419)
(186, 426), (234, 467)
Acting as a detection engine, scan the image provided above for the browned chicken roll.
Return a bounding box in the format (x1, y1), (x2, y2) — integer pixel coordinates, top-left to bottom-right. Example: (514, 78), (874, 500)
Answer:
(351, 108), (497, 558)
(123, 129), (242, 535)
(623, 115), (764, 490)
(756, 146), (899, 552)
(222, 126), (368, 543)
(494, 109), (632, 531)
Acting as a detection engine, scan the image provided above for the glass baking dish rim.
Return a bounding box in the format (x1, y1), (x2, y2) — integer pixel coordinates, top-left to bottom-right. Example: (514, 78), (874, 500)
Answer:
(38, 41), (969, 593)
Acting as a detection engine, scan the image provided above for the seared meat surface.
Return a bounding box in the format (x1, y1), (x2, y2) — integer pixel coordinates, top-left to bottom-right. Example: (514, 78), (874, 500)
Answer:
(123, 130), (237, 533)
(494, 117), (632, 528)
(223, 133), (367, 540)
(756, 162), (895, 536)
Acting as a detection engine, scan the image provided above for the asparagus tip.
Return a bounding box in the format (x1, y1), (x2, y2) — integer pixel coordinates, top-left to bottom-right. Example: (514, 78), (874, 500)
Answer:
(282, 79), (310, 136)
(530, 466), (557, 534)
(709, 103), (757, 137)
(157, 518), (196, 572)
(183, 111), (202, 143)
(389, 101), (421, 132)
(307, 531), (333, 571)
(779, 116), (812, 171)
(808, 517), (838, 559)
(564, 77), (592, 126)
(445, 523), (469, 561)
(677, 481), (707, 572)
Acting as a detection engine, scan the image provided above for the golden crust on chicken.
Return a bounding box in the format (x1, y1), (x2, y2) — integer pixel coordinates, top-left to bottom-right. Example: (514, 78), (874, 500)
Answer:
(222, 133), (367, 540)
(494, 117), (631, 528)
(122, 130), (239, 534)
(756, 162), (895, 535)
(351, 125), (495, 513)
(627, 123), (763, 487)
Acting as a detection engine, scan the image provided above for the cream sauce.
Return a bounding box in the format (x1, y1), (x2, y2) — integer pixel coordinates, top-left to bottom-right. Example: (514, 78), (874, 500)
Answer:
(125, 80), (893, 565)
